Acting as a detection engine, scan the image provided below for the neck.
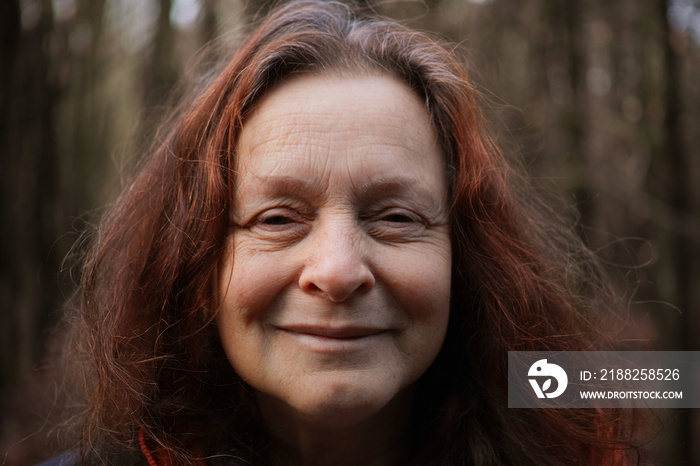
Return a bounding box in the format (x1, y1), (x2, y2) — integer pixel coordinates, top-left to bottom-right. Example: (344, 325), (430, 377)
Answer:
(257, 389), (415, 466)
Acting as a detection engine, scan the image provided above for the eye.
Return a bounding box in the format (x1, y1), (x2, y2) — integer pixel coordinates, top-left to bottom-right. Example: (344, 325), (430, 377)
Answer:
(376, 208), (423, 225)
(242, 207), (310, 244)
(365, 208), (427, 242)
(381, 213), (414, 223)
(262, 215), (295, 226)
(252, 207), (309, 233)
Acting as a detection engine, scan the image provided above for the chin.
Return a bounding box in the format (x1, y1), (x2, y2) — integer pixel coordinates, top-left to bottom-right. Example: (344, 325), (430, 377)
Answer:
(309, 389), (384, 427)
(273, 376), (409, 430)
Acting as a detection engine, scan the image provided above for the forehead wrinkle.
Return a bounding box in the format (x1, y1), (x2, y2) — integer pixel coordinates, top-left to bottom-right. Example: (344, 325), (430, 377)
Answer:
(236, 124), (332, 188)
(238, 121), (329, 160)
(234, 73), (446, 210)
(244, 82), (434, 155)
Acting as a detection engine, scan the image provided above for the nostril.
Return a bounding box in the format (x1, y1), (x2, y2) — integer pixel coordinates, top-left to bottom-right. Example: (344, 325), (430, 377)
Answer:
(356, 276), (375, 294)
(304, 282), (321, 294)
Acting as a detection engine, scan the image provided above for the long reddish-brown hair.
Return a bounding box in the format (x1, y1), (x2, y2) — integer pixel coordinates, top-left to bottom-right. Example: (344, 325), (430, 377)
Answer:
(62, 1), (644, 464)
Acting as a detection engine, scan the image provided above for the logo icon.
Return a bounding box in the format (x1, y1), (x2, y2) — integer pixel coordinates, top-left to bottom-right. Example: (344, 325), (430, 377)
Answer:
(528, 359), (568, 398)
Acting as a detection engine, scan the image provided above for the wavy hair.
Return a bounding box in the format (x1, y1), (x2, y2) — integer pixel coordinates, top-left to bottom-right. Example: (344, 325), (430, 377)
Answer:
(63, 1), (644, 464)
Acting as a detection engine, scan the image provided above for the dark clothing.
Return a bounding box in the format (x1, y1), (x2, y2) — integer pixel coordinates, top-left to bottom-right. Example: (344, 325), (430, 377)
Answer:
(35, 450), (78, 466)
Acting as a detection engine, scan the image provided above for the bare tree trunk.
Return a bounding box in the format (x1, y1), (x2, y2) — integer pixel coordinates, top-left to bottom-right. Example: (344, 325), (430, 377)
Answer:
(0, 0), (24, 404)
(658, 1), (697, 464)
(566, 0), (602, 245)
(70, 0), (108, 209)
(142, 0), (178, 133)
(0, 0), (62, 461)
(0, 0), (59, 385)
(201, 0), (219, 45)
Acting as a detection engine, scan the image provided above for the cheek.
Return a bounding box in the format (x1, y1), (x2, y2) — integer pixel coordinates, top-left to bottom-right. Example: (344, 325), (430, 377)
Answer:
(407, 265), (451, 318)
(215, 236), (306, 380)
(216, 242), (275, 370)
(217, 238), (296, 326)
(388, 242), (452, 323)
(383, 242), (452, 367)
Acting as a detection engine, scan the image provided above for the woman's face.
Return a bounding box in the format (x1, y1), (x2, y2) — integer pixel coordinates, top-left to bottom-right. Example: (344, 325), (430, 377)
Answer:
(217, 73), (451, 430)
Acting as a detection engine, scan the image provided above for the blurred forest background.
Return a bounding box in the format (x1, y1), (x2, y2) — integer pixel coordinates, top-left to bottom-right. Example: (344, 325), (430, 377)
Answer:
(1, 0), (699, 464)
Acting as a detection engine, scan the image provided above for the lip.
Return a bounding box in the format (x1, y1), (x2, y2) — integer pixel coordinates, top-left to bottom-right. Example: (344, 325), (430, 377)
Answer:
(278, 325), (386, 339)
(276, 325), (387, 353)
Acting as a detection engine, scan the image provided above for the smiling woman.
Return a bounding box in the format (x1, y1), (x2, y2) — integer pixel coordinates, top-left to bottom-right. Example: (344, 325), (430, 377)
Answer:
(52, 1), (644, 465)
(217, 74), (451, 463)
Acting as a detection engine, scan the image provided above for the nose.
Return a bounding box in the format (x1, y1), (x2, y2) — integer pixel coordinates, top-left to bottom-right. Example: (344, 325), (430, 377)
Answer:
(298, 220), (375, 302)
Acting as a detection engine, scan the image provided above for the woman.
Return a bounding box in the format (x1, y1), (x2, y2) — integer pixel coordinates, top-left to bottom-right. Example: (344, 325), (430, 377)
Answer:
(57, 1), (643, 464)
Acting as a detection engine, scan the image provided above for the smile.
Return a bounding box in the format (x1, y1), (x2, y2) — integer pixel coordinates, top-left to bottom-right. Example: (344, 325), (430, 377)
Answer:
(277, 325), (387, 352)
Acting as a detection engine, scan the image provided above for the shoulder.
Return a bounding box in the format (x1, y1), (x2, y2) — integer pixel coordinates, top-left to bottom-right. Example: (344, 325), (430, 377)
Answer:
(34, 449), (146, 465)
(35, 450), (79, 466)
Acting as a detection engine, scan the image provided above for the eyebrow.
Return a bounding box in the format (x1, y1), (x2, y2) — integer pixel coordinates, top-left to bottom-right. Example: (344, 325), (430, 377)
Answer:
(353, 177), (440, 205)
(241, 175), (324, 202)
(240, 175), (443, 207)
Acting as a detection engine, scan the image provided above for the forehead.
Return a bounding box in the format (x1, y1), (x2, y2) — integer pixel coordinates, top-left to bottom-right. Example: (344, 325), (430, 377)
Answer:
(235, 73), (443, 181)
